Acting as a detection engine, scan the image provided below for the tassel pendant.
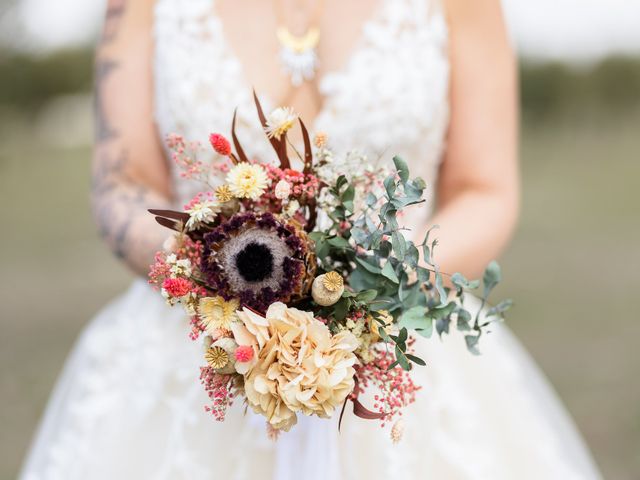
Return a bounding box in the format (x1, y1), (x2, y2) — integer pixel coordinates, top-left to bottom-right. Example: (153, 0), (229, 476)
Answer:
(277, 26), (320, 86)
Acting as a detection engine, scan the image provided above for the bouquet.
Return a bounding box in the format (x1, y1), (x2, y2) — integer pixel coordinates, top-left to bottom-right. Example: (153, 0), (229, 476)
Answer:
(148, 92), (512, 441)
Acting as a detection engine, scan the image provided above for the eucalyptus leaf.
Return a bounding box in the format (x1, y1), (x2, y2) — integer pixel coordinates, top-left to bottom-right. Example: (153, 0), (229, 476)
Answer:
(391, 231), (407, 260)
(332, 297), (350, 321)
(486, 299), (513, 317)
(398, 306), (433, 338)
(378, 326), (392, 344)
(402, 281), (424, 308)
(435, 316), (451, 337)
(383, 176), (396, 198)
(397, 327), (408, 345)
(465, 335), (481, 355)
(381, 262), (399, 284)
(412, 177), (426, 190)
(456, 309), (472, 331)
(398, 279), (408, 302)
(425, 301), (456, 320)
(369, 230), (383, 250)
(405, 244), (420, 268)
(421, 225), (439, 249)
(451, 272), (481, 291)
(383, 208), (399, 230)
(416, 266), (431, 284)
(343, 200), (355, 213)
(395, 346), (411, 371)
(348, 267), (379, 291)
(327, 236), (351, 249)
(356, 289), (378, 302)
(393, 156), (410, 183)
(350, 227), (369, 247)
(404, 179), (426, 199)
(405, 354), (426, 366)
(375, 240), (392, 258)
(355, 256), (382, 274)
(434, 271), (447, 305)
(482, 261), (502, 298)
(341, 184), (355, 202)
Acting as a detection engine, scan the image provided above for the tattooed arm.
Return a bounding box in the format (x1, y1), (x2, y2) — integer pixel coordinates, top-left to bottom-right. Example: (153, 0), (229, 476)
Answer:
(92, 0), (173, 276)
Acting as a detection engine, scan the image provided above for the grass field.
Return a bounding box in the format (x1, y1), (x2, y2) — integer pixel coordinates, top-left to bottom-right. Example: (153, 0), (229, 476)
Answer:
(1, 106), (639, 479)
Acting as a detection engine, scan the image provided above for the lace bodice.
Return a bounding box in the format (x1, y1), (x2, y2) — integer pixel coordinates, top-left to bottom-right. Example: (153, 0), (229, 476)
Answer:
(154, 0), (450, 213)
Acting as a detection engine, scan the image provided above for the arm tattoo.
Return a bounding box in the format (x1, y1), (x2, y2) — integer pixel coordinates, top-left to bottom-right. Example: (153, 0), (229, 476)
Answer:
(91, 147), (167, 270)
(91, 0), (171, 274)
(102, 0), (127, 45)
(94, 60), (119, 143)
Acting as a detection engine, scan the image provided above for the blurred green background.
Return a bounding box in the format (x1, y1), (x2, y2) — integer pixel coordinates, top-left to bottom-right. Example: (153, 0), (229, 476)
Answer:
(1, 48), (639, 479)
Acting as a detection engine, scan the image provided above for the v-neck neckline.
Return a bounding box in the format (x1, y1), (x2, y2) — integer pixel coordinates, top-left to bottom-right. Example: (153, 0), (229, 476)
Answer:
(211, 0), (387, 131)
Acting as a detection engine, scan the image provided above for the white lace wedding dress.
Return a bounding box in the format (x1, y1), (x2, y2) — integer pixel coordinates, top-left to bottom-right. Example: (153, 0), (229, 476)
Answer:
(21, 0), (602, 479)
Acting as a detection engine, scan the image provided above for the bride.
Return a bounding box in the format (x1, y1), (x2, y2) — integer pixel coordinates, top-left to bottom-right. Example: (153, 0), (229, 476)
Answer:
(21, 0), (602, 478)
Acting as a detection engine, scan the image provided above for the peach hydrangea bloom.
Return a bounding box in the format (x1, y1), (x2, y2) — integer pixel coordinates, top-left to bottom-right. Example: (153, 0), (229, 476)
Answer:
(233, 303), (358, 431)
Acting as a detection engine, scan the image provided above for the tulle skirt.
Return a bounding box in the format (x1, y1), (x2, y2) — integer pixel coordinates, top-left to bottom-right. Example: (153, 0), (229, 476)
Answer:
(20, 280), (601, 480)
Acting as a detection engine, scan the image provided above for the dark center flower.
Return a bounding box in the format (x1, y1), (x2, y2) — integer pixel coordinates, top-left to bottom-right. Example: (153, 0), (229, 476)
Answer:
(234, 242), (274, 283)
(201, 212), (317, 312)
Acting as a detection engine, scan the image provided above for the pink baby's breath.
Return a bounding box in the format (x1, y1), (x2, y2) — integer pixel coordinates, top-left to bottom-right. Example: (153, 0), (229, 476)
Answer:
(167, 133), (205, 180)
(353, 342), (422, 427)
(200, 367), (235, 422)
(148, 252), (171, 289)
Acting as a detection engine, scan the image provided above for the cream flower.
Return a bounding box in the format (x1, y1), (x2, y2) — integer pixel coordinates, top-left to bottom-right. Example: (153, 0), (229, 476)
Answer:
(198, 296), (239, 333)
(185, 200), (220, 230)
(265, 107), (297, 140)
(233, 302), (358, 431)
(274, 179), (292, 200)
(285, 199), (300, 217)
(226, 163), (269, 200)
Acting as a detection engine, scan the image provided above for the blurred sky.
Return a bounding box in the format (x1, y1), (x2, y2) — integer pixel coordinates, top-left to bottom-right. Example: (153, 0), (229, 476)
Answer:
(2, 0), (640, 61)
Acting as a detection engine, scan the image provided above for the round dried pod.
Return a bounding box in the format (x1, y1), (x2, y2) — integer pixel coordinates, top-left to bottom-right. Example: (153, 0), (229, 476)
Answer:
(206, 337), (238, 374)
(312, 272), (344, 306)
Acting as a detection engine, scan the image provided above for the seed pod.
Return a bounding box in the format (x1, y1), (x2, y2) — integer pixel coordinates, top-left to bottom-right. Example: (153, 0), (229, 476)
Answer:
(312, 272), (344, 306)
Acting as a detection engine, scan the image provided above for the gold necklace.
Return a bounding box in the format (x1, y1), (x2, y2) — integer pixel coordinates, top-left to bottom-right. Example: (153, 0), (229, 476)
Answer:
(275, 0), (324, 86)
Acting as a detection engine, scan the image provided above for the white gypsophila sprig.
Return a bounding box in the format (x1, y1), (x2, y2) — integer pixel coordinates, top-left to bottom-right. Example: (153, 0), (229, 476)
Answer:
(170, 258), (192, 278)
